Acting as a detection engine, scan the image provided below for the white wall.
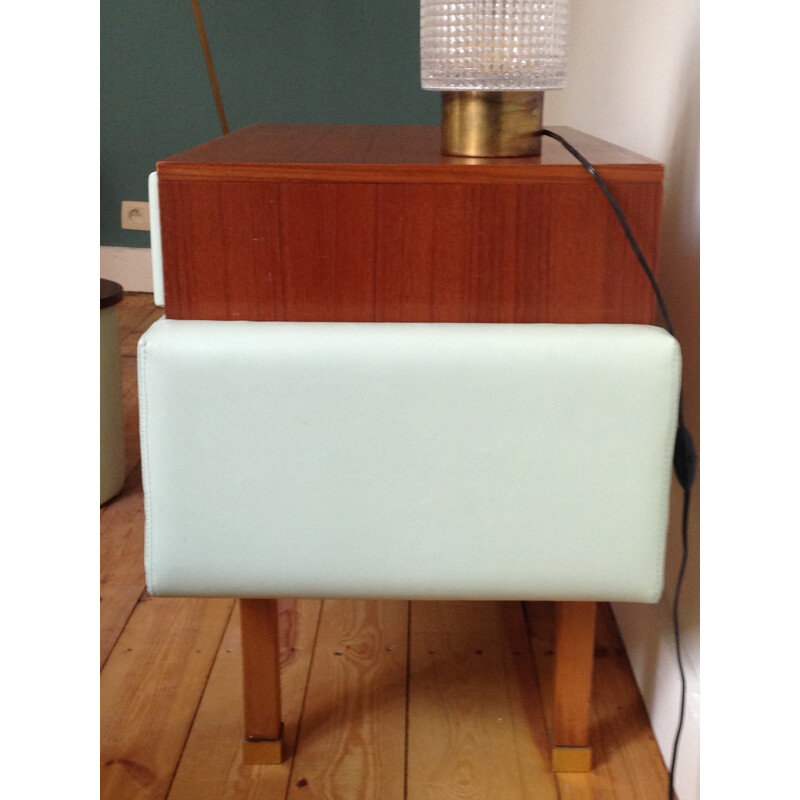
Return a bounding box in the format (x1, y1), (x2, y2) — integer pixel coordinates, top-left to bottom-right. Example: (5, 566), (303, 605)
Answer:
(545, 2), (700, 798)
(100, 246), (154, 293)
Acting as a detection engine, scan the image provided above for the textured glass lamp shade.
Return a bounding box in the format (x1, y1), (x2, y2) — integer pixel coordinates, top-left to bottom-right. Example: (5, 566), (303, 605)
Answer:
(421, 0), (569, 91)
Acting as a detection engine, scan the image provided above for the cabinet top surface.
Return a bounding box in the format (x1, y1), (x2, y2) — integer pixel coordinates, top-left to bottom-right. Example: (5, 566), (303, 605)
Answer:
(157, 124), (663, 184)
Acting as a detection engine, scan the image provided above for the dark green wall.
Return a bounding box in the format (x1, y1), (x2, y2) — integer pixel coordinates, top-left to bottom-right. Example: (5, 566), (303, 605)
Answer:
(101, 0), (439, 247)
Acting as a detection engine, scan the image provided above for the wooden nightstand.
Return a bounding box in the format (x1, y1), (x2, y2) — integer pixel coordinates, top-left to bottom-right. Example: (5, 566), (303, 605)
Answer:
(156, 124), (663, 326)
(153, 124), (665, 771)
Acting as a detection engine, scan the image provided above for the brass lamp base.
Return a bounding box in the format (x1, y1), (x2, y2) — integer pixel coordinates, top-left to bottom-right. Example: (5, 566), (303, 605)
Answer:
(441, 91), (544, 157)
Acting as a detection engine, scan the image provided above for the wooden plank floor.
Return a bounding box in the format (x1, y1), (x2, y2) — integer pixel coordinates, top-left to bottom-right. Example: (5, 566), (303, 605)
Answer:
(100, 293), (672, 800)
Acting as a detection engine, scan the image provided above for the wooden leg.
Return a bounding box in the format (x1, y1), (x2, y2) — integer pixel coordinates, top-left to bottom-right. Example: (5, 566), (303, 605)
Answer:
(240, 598), (284, 765)
(552, 600), (597, 773)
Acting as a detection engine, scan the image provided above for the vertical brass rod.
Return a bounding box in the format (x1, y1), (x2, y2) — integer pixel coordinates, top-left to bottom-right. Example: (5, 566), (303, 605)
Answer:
(190, 0), (229, 135)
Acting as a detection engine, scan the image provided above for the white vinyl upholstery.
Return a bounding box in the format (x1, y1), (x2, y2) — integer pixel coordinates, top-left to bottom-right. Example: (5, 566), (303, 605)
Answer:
(139, 319), (681, 602)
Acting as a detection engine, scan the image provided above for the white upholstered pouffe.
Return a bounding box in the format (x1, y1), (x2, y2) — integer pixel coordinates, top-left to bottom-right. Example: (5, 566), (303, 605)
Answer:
(139, 320), (681, 602)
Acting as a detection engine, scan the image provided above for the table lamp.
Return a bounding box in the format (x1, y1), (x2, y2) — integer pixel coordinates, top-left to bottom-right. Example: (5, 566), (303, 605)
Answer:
(421, 0), (569, 156)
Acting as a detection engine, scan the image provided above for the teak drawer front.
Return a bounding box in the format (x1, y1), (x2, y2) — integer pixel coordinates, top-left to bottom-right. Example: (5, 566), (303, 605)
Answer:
(158, 178), (662, 324)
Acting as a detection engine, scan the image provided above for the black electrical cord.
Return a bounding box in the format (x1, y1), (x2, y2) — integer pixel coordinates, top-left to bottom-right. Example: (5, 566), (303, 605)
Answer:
(537, 128), (697, 800)
(669, 486), (692, 799)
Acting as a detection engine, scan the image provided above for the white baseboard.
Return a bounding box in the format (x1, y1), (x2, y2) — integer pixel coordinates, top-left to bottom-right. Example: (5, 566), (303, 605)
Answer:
(613, 601), (700, 800)
(100, 246), (153, 293)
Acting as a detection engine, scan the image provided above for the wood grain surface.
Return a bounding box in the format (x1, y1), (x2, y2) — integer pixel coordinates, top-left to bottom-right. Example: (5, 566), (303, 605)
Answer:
(407, 601), (557, 800)
(241, 599), (283, 743)
(285, 600), (409, 800)
(553, 601), (597, 748)
(156, 124), (663, 324)
(526, 602), (672, 799)
(100, 596), (235, 800)
(167, 599), (322, 800)
(157, 125), (663, 182)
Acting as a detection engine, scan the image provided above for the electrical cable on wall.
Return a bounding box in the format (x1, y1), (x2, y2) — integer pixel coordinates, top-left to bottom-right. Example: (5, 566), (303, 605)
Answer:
(537, 128), (697, 800)
(191, 0), (229, 135)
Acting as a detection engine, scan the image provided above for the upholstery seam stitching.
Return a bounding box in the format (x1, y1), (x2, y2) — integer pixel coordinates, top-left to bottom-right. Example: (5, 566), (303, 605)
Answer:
(139, 330), (155, 596)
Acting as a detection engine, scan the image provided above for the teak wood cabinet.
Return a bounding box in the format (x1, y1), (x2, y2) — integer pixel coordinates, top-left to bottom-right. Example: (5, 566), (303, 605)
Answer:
(154, 123), (665, 770)
(156, 124), (664, 325)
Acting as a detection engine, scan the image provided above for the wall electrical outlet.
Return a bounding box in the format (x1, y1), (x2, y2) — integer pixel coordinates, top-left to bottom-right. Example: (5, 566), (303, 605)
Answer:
(121, 201), (150, 231)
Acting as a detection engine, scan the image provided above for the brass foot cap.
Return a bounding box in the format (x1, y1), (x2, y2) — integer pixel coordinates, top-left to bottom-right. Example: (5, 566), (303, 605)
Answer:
(242, 724), (285, 765)
(552, 745), (592, 773)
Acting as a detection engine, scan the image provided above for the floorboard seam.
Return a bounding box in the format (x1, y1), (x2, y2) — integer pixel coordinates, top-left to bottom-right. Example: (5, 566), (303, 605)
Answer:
(403, 600), (412, 800)
(163, 599), (237, 800)
(284, 598), (326, 799)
